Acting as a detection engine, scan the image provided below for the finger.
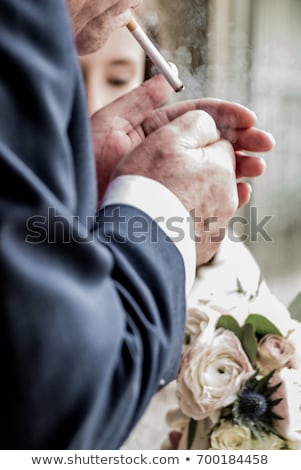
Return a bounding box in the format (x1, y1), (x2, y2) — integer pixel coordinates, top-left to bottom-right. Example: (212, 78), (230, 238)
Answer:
(93, 74), (173, 132)
(143, 98), (257, 136)
(160, 110), (220, 149)
(237, 182), (252, 208)
(106, 0), (142, 16)
(73, 0), (120, 35)
(195, 99), (257, 130)
(225, 127), (276, 152)
(77, 9), (133, 55)
(236, 153), (267, 179)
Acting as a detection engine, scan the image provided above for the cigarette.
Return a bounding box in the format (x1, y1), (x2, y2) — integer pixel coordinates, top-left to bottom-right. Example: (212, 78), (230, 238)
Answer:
(127, 17), (184, 93)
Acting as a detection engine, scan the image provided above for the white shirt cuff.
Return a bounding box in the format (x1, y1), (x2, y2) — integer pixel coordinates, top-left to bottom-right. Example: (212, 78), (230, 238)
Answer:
(101, 175), (196, 294)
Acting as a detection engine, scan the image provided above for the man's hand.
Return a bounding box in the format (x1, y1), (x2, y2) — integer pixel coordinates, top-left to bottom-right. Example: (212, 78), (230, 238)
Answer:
(91, 74), (274, 207)
(67, 0), (142, 54)
(112, 109), (238, 265)
(91, 74), (275, 265)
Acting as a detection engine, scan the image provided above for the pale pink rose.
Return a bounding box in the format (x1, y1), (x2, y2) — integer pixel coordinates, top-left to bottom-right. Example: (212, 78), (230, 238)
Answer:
(177, 329), (253, 420)
(184, 304), (224, 353)
(286, 321), (301, 368)
(257, 334), (295, 372)
(271, 368), (301, 449)
(185, 307), (209, 344)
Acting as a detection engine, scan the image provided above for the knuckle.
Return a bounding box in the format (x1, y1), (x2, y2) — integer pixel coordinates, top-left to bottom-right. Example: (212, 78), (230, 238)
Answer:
(184, 110), (218, 143)
(192, 110), (217, 130)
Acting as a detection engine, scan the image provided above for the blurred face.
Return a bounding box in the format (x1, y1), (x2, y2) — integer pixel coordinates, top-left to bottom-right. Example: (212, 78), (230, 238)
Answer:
(67, 0), (143, 54)
(80, 27), (145, 115)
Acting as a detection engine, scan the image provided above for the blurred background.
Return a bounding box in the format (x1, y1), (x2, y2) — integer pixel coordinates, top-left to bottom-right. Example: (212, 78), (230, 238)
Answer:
(141, 0), (301, 306)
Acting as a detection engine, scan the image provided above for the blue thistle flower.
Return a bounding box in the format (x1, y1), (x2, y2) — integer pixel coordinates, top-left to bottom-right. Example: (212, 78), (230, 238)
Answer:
(232, 370), (285, 440)
(236, 389), (268, 421)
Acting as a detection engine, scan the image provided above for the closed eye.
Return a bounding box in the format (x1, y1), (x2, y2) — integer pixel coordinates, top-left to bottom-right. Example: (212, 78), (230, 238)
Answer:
(107, 77), (129, 86)
(106, 60), (135, 87)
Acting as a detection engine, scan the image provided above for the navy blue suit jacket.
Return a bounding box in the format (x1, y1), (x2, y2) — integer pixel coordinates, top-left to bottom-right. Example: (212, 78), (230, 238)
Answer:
(0, 0), (186, 449)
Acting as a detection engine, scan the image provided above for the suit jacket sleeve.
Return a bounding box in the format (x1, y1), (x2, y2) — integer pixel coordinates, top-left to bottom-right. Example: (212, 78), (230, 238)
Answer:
(0, 0), (186, 449)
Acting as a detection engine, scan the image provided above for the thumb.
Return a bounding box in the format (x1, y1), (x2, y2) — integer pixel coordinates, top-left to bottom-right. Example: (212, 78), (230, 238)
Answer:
(93, 74), (173, 133)
(201, 139), (236, 176)
(160, 110), (220, 150)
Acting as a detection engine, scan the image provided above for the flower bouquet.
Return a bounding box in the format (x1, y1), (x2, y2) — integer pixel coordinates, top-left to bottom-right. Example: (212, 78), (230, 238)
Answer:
(162, 281), (301, 450)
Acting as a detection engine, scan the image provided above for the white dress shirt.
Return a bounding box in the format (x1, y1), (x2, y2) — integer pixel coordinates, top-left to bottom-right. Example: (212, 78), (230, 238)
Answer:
(101, 175), (196, 294)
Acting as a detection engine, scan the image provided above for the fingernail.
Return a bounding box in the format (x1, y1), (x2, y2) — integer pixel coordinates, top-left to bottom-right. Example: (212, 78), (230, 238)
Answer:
(250, 111), (257, 120)
(248, 183), (253, 193)
(261, 158), (267, 168)
(265, 131), (276, 146)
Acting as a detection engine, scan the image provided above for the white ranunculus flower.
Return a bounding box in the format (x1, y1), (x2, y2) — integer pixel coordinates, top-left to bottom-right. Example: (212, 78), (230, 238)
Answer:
(210, 420), (252, 450)
(177, 329), (253, 420)
(271, 368), (301, 449)
(257, 334), (295, 372)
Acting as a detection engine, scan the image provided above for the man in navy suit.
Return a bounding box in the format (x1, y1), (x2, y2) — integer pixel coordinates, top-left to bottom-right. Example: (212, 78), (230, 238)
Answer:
(0, 0), (274, 449)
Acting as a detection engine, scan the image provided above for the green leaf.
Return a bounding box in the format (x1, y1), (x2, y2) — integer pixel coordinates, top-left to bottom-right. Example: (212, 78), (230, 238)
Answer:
(249, 274), (263, 301)
(269, 398), (283, 408)
(216, 315), (242, 339)
(288, 292), (301, 322)
(245, 314), (282, 337)
(236, 277), (246, 295)
(220, 406), (233, 419)
(187, 418), (197, 450)
(250, 427), (263, 442)
(254, 369), (275, 393)
(241, 323), (258, 367)
(265, 381), (282, 398)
